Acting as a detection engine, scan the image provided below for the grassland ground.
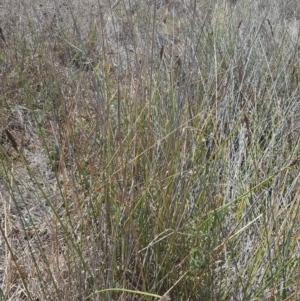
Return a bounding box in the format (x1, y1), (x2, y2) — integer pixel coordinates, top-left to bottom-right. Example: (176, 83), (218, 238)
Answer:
(1, 0), (300, 300)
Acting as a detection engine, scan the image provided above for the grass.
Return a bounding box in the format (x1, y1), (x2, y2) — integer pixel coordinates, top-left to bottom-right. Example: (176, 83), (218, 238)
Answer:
(1, 0), (300, 300)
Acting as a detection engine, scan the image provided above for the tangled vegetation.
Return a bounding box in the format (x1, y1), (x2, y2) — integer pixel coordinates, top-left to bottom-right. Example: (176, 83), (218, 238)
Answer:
(1, 0), (300, 300)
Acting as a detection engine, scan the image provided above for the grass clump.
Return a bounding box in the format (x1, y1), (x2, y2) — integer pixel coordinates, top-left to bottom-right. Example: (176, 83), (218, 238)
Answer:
(1, 0), (300, 300)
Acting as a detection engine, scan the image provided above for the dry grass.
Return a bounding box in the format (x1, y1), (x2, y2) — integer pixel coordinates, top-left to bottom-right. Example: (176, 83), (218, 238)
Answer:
(1, 0), (300, 300)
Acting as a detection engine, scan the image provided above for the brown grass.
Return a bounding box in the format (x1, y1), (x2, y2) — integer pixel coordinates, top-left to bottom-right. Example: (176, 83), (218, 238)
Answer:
(1, 0), (300, 300)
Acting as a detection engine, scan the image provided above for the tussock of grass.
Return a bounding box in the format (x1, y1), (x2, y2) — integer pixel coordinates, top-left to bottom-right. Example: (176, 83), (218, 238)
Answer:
(1, 0), (300, 300)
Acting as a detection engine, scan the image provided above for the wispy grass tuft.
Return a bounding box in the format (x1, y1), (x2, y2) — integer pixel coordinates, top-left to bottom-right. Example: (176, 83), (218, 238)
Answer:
(1, 0), (300, 300)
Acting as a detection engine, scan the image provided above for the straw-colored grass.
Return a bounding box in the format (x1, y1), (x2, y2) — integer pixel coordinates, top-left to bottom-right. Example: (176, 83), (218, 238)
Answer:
(1, 0), (300, 300)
